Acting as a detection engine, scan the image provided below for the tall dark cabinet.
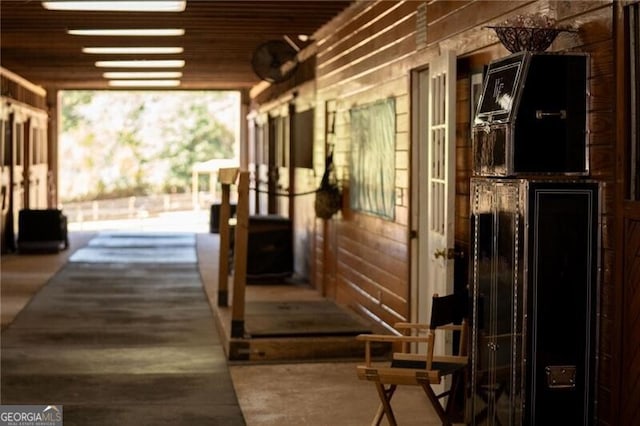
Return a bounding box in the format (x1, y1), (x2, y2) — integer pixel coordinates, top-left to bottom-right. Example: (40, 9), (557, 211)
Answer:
(469, 52), (600, 425)
(469, 179), (599, 425)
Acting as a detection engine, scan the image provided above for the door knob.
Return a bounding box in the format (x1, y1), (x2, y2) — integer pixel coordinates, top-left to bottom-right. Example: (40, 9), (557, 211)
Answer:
(433, 248), (464, 260)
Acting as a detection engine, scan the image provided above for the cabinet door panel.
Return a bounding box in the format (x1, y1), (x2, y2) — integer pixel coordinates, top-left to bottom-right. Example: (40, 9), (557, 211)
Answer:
(526, 184), (598, 426)
(471, 181), (522, 425)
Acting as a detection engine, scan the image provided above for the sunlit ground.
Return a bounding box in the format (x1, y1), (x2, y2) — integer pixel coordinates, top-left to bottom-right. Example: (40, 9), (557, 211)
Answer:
(67, 209), (211, 233)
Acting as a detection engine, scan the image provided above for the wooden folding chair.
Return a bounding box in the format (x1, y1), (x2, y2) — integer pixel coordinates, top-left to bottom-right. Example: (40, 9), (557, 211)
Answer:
(356, 292), (468, 426)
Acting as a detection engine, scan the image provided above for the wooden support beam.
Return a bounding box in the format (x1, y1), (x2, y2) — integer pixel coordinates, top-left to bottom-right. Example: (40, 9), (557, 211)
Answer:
(1, 67), (46, 97)
(217, 166), (238, 306)
(231, 170), (249, 338)
(217, 182), (232, 307)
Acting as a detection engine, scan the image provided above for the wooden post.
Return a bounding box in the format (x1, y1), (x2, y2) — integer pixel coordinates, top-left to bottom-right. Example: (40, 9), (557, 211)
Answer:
(231, 170), (250, 338)
(192, 169), (198, 210)
(217, 167), (238, 307)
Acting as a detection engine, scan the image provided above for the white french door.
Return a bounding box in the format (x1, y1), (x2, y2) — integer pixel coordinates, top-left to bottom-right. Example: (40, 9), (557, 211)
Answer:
(411, 50), (456, 352)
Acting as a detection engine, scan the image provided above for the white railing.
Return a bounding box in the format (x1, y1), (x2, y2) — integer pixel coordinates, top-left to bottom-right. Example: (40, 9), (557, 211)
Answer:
(61, 192), (216, 223)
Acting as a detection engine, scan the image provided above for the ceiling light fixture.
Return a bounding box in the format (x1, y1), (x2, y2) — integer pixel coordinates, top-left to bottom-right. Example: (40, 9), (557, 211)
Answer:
(68, 29), (185, 36)
(83, 47), (184, 54)
(95, 59), (185, 68)
(103, 71), (183, 79)
(108, 79), (181, 87)
(42, 1), (186, 12)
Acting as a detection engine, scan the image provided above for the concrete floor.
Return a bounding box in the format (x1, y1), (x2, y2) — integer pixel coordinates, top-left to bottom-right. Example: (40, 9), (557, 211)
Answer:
(1, 232), (244, 425)
(2, 230), (445, 426)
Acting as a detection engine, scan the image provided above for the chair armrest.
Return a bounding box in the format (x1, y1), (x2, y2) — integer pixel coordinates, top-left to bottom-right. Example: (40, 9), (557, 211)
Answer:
(437, 324), (465, 331)
(394, 323), (464, 333)
(392, 353), (468, 366)
(393, 322), (431, 331)
(357, 333), (434, 366)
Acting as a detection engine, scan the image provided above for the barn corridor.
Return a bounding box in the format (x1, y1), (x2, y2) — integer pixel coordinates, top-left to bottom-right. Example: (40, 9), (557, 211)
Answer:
(1, 230), (443, 425)
(0, 232), (245, 425)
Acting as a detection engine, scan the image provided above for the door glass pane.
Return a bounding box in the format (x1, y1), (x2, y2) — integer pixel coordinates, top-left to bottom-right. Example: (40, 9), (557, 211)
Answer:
(2, 120), (8, 166)
(15, 123), (22, 166)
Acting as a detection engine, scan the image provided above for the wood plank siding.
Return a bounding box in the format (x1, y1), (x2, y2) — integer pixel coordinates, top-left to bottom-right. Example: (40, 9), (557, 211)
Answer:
(1, 71), (47, 110)
(1, 70), (51, 251)
(249, 77), (318, 280)
(615, 2), (640, 425)
(621, 213), (640, 424)
(249, 1), (620, 423)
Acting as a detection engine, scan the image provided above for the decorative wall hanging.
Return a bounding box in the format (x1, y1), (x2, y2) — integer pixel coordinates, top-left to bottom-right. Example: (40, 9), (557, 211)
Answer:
(349, 98), (396, 220)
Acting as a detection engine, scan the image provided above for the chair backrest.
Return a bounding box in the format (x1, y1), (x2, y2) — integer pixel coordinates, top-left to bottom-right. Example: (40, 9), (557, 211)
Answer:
(430, 291), (468, 329)
(430, 290), (470, 358)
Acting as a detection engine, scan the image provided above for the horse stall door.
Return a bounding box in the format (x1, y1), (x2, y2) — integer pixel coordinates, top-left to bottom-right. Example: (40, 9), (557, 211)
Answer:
(27, 115), (48, 209)
(9, 109), (26, 243)
(1, 103), (10, 252)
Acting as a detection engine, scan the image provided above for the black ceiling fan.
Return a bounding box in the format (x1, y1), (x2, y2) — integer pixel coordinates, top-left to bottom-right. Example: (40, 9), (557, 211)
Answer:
(251, 39), (299, 83)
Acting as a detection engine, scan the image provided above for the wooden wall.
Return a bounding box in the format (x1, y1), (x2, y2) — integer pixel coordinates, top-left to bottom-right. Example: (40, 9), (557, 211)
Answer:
(615, 2), (640, 425)
(250, 1), (619, 423)
(314, 1), (416, 327)
(250, 75), (318, 280)
(310, 1), (618, 424)
(1, 69), (47, 110)
(0, 68), (50, 252)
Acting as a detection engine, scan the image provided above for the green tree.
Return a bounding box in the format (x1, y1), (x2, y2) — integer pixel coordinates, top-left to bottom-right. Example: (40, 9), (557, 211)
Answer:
(59, 90), (239, 200)
(114, 101), (148, 194)
(60, 91), (93, 132)
(161, 101), (235, 191)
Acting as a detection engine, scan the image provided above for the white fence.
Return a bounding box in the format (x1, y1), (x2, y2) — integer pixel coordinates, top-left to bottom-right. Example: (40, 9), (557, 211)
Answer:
(61, 192), (214, 223)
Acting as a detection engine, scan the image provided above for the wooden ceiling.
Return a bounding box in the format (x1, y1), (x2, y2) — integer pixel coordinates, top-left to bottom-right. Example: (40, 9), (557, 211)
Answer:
(0, 0), (353, 91)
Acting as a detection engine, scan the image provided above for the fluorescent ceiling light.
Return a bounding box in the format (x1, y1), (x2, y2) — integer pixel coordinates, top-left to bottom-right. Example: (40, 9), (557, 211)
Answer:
(108, 79), (181, 87)
(68, 29), (185, 36)
(83, 47), (184, 54)
(42, 1), (186, 12)
(103, 71), (183, 79)
(95, 59), (185, 68)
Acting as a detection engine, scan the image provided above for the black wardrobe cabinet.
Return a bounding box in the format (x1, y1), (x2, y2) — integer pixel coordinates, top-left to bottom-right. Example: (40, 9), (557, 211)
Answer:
(468, 178), (599, 426)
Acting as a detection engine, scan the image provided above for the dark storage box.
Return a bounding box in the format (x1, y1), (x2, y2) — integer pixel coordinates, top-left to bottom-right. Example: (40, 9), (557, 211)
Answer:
(473, 52), (588, 176)
(246, 215), (293, 279)
(17, 209), (69, 253)
(229, 215), (294, 280)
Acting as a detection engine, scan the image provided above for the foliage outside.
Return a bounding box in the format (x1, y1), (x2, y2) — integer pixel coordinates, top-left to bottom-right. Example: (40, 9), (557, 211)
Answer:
(59, 90), (239, 202)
